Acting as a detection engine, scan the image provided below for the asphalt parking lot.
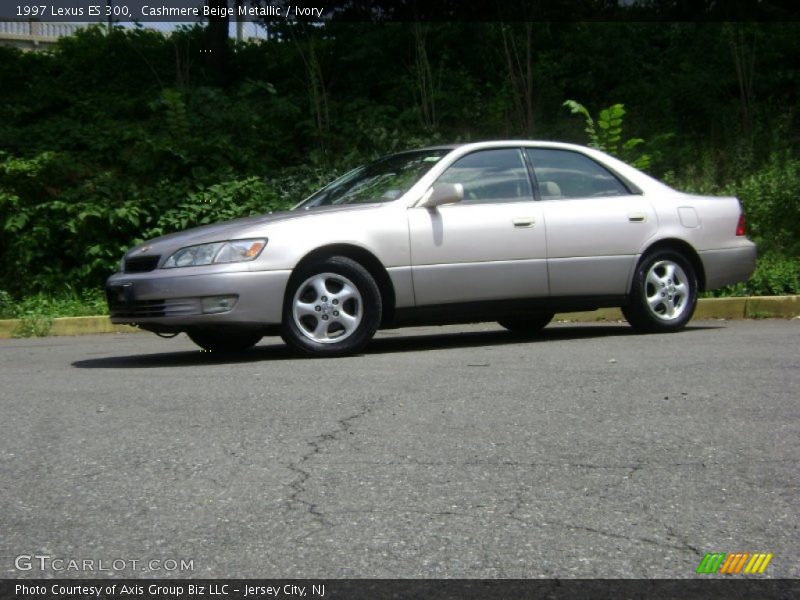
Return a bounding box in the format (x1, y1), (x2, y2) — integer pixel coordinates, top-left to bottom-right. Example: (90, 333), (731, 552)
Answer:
(1, 320), (798, 578)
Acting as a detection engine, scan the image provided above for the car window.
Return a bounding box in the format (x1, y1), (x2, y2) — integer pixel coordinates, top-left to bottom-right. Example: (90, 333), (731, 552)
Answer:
(526, 148), (630, 199)
(436, 149), (533, 205)
(295, 149), (450, 209)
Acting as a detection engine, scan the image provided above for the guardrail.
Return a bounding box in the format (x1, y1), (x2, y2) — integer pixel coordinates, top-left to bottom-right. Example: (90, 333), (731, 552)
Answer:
(0, 19), (85, 50)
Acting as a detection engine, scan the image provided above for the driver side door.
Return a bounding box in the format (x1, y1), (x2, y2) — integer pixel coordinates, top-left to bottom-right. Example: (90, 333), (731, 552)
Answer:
(407, 148), (548, 306)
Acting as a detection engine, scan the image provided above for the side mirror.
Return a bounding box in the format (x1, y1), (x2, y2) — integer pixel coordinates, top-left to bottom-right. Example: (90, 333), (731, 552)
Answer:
(418, 183), (464, 209)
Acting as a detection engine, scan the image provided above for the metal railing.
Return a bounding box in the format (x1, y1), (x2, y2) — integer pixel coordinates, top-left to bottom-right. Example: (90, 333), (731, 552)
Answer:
(0, 19), (87, 50)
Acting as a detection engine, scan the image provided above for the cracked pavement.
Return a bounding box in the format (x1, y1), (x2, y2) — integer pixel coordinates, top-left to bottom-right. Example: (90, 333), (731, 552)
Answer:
(1, 320), (798, 578)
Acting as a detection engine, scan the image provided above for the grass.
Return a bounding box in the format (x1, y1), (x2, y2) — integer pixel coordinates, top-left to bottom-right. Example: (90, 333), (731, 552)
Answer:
(747, 310), (772, 319)
(13, 316), (53, 337)
(0, 288), (107, 337)
(0, 288), (107, 320)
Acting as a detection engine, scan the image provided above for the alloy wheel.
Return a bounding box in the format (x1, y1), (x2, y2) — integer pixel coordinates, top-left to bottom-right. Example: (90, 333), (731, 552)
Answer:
(291, 272), (363, 343)
(644, 260), (690, 321)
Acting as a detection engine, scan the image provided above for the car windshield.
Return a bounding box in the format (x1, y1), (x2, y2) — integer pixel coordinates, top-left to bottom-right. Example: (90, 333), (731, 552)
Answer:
(293, 149), (451, 209)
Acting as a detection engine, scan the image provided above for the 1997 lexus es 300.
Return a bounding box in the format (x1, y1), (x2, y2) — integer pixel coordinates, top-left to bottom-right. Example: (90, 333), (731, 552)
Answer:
(106, 141), (756, 356)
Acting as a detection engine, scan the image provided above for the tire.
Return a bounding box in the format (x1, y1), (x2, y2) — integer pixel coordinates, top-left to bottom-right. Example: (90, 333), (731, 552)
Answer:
(281, 256), (382, 357)
(498, 312), (554, 335)
(187, 330), (262, 353)
(622, 249), (698, 333)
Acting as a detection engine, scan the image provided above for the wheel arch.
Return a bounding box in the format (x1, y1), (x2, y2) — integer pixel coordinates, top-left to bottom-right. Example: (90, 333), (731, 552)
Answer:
(637, 238), (707, 292)
(290, 244), (397, 323)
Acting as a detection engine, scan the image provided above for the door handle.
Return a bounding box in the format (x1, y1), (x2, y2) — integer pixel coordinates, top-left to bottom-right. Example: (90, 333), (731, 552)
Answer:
(628, 212), (647, 223)
(513, 217), (535, 228)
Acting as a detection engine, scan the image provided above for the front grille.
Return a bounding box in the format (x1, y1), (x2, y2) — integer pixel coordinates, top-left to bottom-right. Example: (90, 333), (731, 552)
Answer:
(108, 298), (167, 318)
(107, 296), (203, 319)
(124, 255), (161, 273)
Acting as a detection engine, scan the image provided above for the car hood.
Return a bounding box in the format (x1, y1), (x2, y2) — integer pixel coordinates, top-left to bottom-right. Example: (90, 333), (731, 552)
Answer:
(124, 204), (381, 258)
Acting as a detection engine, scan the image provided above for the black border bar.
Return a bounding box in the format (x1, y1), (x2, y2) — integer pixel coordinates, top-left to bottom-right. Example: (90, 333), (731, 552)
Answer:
(2, 0), (800, 23)
(2, 579), (800, 600)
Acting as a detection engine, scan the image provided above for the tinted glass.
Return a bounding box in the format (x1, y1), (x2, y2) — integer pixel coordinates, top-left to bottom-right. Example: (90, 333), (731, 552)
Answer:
(295, 149), (450, 208)
(527, 149), (629, 199)
(436, 149), (533, 204)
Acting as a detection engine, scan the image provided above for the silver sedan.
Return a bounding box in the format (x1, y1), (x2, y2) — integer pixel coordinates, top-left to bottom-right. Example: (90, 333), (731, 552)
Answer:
(106, 141), (756, 356)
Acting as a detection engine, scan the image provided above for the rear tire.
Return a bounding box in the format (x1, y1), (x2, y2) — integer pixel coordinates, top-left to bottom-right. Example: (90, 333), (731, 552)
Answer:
(498, 312), (554, 335)
(622, 249), (697, 333)
(281, 256), (382, 357)
(187, 330), (262, 353)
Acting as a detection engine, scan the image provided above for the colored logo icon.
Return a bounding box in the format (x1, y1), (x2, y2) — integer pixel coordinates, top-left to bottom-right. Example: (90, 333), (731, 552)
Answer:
(696, 552), (773, 574)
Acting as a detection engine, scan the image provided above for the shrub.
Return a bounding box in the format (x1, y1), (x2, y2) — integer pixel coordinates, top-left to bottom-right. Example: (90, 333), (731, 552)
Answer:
(729, 154), (800, 256)
(563, 100), (651, 170)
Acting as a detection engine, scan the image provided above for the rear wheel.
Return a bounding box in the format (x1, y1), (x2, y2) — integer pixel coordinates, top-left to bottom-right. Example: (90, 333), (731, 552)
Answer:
(281, 256), (382, 357)
(498, 312), (554, 335)
(187, 330), (262, 353)
(622, 249), (698, 333)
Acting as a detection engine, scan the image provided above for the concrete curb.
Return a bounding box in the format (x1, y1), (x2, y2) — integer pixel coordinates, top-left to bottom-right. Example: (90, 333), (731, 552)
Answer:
(0, 316), (138, 339)
(0, 296), (797, 339)
(556, 296), (795, 322)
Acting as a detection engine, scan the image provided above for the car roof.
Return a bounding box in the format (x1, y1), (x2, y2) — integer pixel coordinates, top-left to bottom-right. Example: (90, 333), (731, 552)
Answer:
(392, 144), (462, 154)
(391, 140), (675, 197)
(397, 141), (600, 154)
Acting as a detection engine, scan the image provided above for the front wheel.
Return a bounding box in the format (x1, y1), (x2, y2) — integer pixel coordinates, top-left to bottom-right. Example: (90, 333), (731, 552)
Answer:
(187, 330), (262, 353)
(281, 256), (382, 357)
(622, 250), (698, 333)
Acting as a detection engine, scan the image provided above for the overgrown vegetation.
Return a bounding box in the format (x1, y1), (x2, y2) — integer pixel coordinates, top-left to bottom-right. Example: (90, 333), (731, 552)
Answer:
(0, 288), (106, 337)
(0, 21), (798, 313)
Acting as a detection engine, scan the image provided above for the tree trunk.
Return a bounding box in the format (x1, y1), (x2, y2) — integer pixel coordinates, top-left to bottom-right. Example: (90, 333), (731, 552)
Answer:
(727, 24), (757, 139)
(205, 0), (230, 86)
(290, 25), (330, 153)
(412, 21), (436, 131)
(500, 22), (535, 136)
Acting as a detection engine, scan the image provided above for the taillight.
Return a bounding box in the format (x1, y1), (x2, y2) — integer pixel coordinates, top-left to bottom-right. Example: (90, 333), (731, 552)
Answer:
(736, 212), (746, 236)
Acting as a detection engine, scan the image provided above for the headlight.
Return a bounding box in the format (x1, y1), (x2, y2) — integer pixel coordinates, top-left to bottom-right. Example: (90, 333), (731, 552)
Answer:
(162, 239), (267, 269)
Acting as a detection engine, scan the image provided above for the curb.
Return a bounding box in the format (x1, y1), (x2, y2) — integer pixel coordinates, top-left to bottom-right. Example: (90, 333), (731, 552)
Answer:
(0, 316), (138, 339)
(0, 296), (798, 339)
(556, 296), (797, 322)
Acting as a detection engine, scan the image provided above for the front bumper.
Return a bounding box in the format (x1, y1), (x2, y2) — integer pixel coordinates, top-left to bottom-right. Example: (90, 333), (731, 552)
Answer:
(106, 268), (292, 329)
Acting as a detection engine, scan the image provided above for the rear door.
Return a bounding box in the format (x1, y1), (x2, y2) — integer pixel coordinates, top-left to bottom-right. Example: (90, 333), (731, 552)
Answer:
(526, 148), (657, 297)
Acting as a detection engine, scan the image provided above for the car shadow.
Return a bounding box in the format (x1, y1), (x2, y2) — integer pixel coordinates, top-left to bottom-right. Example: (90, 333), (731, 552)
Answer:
(71, 324), (723, 369)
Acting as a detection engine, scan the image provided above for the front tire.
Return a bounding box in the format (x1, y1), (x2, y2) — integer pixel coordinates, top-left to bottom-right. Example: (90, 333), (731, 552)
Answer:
(281, 256), (382, 357)
(187, 330), (262, 353)
(622, 249), (698, 333)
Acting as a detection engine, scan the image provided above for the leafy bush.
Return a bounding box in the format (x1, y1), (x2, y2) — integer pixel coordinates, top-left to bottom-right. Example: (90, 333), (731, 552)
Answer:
(731, 154), (800, 256)
(141, 177), (284, 239)
(748, 254), (800, 296)
(0, 287), (106, 337)
(0, 150), (300, 296)
(0, 288), (107, 319)
(563, 100), (651, 169)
